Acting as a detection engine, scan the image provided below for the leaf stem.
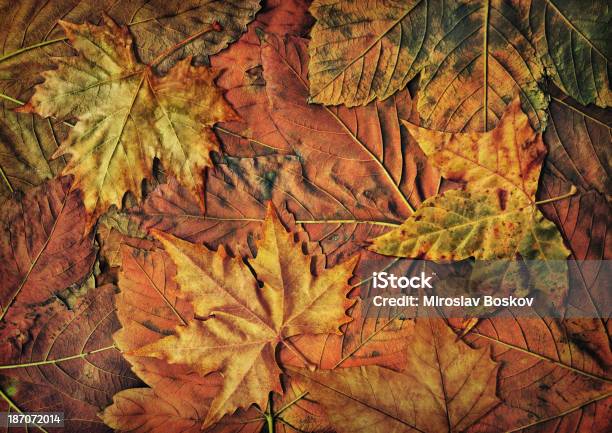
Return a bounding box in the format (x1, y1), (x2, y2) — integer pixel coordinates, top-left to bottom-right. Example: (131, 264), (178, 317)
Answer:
(0, 92), (25, 106)
(534, 185), (577, 206)
(265, 392), (275, 433)
(214, 126), (289, 152)
(296, 219), (401, 227)
(0, 165), (14, 193)
(0, 345), (117, 370)
(0, 37), (66, 63)
(482, 0), (490, 131)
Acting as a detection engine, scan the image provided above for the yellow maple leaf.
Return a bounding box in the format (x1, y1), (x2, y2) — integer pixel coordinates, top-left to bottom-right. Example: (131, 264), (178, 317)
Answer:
(402, 98), (546, 206)
(18, 16), (237, 228)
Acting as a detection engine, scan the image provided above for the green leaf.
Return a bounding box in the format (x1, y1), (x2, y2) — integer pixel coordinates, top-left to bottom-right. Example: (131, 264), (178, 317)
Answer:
(369, 189), (531, 260)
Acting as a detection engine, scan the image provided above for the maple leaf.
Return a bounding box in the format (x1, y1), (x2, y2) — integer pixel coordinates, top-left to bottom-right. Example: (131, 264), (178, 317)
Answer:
(128, 205), (356, 427)
(402, 98), (546, 206)
(17, 16), (237, 228)
(370, 100), (569, 260)
(0, 0), (261, 204)
(107, 244), (331, 432)
(108, 244), (221, 432)
(0, 176), (96, 328)
(292, 317), (501, 433)
(371, 100), (570, 307)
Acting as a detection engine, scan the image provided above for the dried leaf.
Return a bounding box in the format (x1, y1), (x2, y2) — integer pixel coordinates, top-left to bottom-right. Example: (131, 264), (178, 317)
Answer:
(511, 397), (611, 433)
(210, 0), (312, 157)
(103, 375), (321, 433)
(463, 315), (612, 432)
(418, 0), (548, 132)
(18, 16), (237, 227)
(543, 89), (611, 197)
(0, 176), (96, 328)
(0, 111), (66, 204)
(538, 173), (612, 370)
(132, 157), (340, 257)
(97, 208), (153, 277)
(129, 206), (356, 427)
(370, 189), (558, 260)
(0, 0), (119, 98)
(371, 100), (569, 305)
(308, 0), (547, 132)
(402, 98), (546, 205)
(108, 244), (223, 432)
(262, 34), (423, 217)
(0, 376), (113, 433)
(0, 285), (136, 409)
(0, 1), (115, 203)
(122, 0), (262, 72)
(307, 0), (432, 107)
(281, 298), (414, 371)
(526, 0), (612, 107)
(292, 318), (501, 433)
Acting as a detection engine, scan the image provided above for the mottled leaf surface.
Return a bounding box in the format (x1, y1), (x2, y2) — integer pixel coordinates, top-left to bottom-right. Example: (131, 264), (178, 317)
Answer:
(0, 176), (95, 327)
(294, 318), (500, 433)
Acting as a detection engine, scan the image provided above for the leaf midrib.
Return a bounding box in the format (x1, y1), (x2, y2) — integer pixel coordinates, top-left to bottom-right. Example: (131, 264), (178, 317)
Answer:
(0, 186), (69, 322)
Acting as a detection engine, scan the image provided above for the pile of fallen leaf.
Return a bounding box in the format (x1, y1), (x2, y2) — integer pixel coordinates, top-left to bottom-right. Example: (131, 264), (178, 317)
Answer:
(0, 1), (610, 432)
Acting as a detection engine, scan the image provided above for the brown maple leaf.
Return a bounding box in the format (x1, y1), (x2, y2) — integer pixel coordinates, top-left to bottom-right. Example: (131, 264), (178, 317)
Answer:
(126, 205), (356, 427)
